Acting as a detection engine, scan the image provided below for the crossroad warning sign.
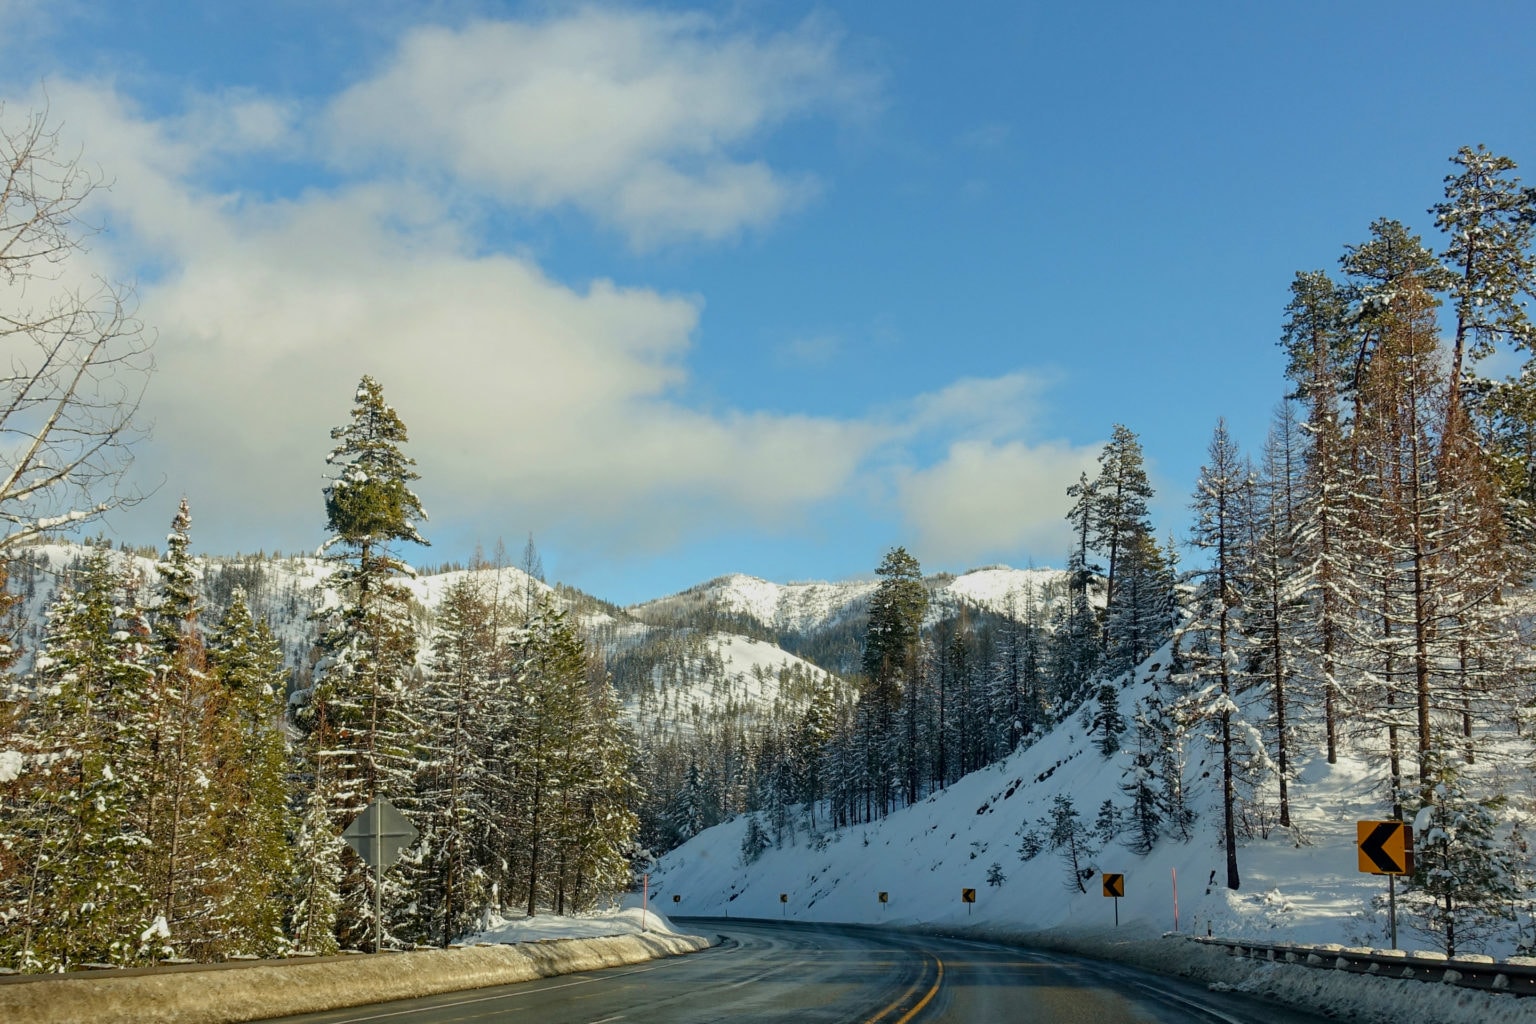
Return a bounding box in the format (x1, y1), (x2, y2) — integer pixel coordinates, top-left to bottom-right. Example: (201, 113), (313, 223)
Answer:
(961, 888), (976, 903)
(1102, 873), (1125, 898)
(1357, 821), (1414, 875)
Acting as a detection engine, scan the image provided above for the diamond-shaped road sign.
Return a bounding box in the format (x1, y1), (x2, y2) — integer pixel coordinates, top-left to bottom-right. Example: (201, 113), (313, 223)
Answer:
(341, 797), (418, 867)
(1357, 820), (1414, 875)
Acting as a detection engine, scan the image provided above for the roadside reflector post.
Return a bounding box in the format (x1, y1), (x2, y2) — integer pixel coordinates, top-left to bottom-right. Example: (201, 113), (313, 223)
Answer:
(1172, 867), (1179, 932)
(642, 874), (649, 932)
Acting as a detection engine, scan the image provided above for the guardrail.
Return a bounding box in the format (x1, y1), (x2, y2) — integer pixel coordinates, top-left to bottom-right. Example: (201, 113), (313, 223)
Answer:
(1191, 936), (1536, 996)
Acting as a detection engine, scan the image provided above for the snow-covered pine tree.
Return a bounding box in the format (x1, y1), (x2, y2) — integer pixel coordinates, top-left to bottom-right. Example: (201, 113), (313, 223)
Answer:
(1044, 794), (1092, 894)
(740, 815), (771, 865)
(1432, 146), (1536, 423)
(988, 589), (1045, 760)
(203, 587), (293, 957)
(1103, 529), (1174, 679)
(301, 375), (429, 950)
(1091, 684), (1124, 757)
(1241, 407), (1308, 828)
(1183, 420), (1251, 891)
(1055, 474), (1104, 707)
(289, 776), (341, 955)
(1404, 752), (1526, 957)
(509, 603), (595, 917)
(143, 499), (229, 960)
(861, 547), (927, 814)
(1281, 269), (1356, 765)
(1342, 238), (1465, 799)
(1119, 703), (1170, 855)
(564, 668), (639, 911)
(1090, 425), (1155, 652)
(0, 552), (155, 969)
(401, 576), (498, 945)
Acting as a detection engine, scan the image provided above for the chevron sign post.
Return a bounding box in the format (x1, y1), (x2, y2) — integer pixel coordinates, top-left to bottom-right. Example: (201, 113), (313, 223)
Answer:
(1357, 820), (1414, 949)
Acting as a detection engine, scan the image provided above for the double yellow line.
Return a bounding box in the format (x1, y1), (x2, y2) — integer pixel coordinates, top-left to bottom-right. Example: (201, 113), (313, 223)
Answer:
(866, 954), (945, 1024)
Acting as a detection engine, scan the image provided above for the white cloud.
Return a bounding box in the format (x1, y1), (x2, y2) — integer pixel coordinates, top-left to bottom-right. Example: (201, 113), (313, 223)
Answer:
(15, 80), (882, 558)
(324, 9), (870, 245)
(4, 25), (1084, 576)
(904, 372), (1055, 442)
(894, 438), (1101, 566)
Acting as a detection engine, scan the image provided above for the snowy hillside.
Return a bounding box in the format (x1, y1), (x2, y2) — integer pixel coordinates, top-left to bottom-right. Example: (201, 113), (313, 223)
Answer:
(642, 653), (1536, 961)
(4, 542), (836, 743)
(632, 565), (1076, 636)
(618, 630), (840, 740)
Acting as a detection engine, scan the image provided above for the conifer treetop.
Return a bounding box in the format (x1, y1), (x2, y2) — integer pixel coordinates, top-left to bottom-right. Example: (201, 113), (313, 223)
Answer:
(322, 375), (429, 554)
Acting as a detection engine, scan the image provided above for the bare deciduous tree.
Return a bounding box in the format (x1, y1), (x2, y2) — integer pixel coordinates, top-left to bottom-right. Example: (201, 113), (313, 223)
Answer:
(0, 103), (151, 550)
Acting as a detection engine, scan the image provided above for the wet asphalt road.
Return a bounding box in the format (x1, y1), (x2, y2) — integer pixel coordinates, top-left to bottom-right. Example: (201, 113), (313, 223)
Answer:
(256, 918), (1333, 1024)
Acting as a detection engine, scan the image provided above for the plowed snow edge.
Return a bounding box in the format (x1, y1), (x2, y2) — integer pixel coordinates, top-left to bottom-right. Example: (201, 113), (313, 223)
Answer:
(0, 931), (713, 1024)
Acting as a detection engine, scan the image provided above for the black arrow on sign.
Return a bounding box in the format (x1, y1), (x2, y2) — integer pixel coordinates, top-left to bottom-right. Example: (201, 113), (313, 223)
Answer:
(1360, 821), (1405, 873)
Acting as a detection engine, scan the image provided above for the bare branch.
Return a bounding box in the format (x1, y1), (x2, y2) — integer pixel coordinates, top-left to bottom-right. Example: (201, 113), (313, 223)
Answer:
(0, 103), (152, 550)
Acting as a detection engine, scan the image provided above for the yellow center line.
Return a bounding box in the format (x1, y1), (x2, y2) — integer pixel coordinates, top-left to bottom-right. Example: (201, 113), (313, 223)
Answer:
(892, 957), (943, 1024)
(863, 954), (944, 1024)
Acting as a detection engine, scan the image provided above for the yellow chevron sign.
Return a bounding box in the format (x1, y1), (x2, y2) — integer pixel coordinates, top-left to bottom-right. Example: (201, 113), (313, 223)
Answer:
(1102, 873), (1124, 898)
(1357, 820), (1413, 875)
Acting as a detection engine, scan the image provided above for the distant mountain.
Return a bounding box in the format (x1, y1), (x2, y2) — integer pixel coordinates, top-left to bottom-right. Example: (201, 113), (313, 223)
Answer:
(630, 565), (1075, 636)
(11, 543), (1065, 746)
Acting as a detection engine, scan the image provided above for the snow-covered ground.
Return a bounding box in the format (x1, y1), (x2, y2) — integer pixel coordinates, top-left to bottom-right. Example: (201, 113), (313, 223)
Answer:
(640, 658), (1536, 1022)
(461, 907), (687, 945)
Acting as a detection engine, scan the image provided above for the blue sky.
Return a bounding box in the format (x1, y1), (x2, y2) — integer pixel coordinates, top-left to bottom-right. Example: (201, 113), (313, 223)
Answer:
(3, 1), (1534, 605)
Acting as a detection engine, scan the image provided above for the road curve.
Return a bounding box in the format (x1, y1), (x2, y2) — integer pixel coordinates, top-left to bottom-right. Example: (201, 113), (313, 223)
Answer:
(255, 918), (1332, 1024)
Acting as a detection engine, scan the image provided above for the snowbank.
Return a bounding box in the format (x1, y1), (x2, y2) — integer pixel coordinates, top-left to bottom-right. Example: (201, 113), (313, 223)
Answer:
(0, 914), (709, 1024)
(944, 923), (1534, 1024)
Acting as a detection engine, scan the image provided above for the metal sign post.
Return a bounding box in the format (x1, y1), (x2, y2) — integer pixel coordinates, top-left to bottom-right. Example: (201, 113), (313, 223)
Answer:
(1102, 874), (1124, 927)
(341, 798), (418, 953)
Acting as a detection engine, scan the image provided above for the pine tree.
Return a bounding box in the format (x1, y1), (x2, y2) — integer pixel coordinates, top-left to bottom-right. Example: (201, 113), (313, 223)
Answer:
(1091, 684), (1124, 757)
(204, 588), (293, 956)
(1183, 420), (1249, 891)
(407, 578), (500, 944)
(1405, 754), (1525, 956)
(0, 552), (155, 969)
(1242, 408), (1307, 827)
(1104, 530), (1174, 678)
(144, 499), (227, 960)
(1119, 704), (1169, 855)
(510, 603), (594, 917)
(300, 375), (429, 949)
(1091, 425), (1155, 651)
(1044, 795), (1092, 894)
(740, 814), (771, 865)
(860, 547), (927, 813)
(1280, 269), (1355, 764)
(1431, 146), (1536, 422)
